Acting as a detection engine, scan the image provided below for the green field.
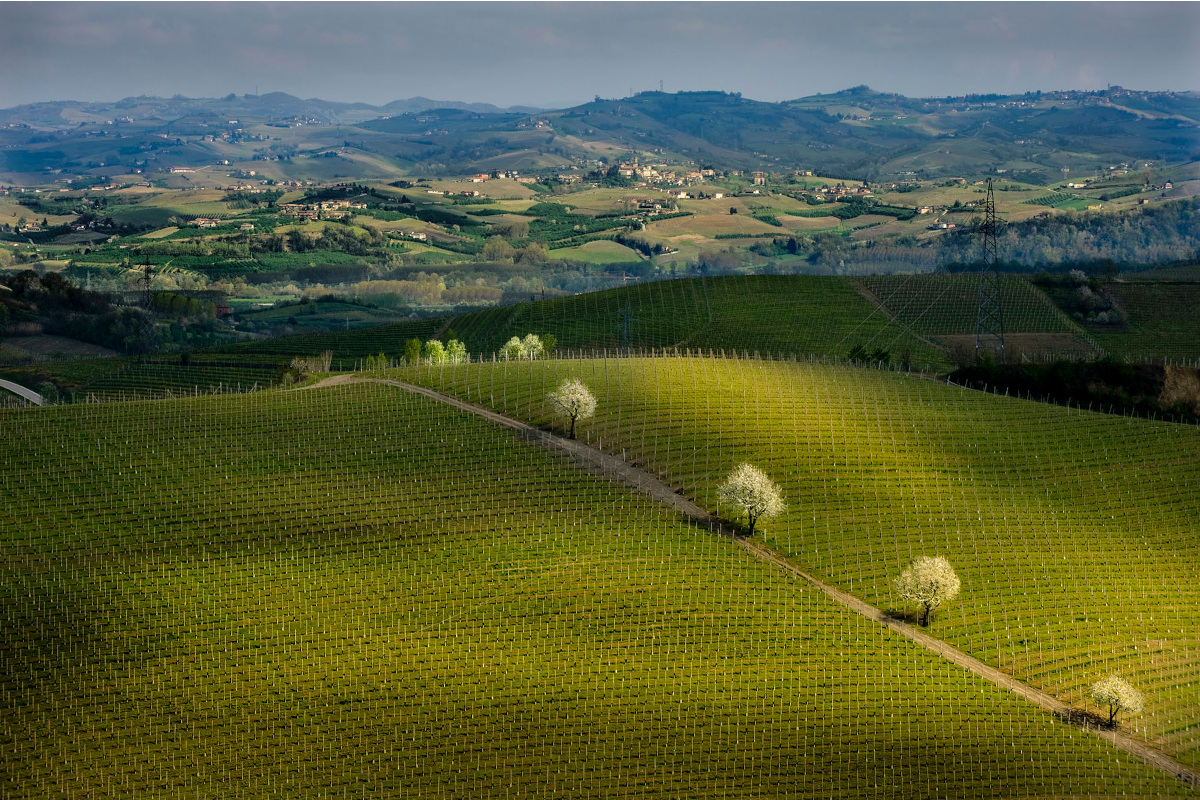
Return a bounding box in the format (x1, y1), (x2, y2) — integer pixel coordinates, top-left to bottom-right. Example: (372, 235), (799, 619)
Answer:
(0, 354), (281, 402)
(401, 355), (1200, 769)
(442, 276), (948, 368)
(2, 273), (1192, 405)
(198, 276), (952, 372)
(1090, 282), (1200, 361)
(237, 299), (408, 332)
(855, 274), (1097, 359)
(549, 239), (645, 265)
(1, 382), (1192, 796)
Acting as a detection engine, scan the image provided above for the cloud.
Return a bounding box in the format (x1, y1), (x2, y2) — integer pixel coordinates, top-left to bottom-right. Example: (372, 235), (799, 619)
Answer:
(0, 2), (1196, 108)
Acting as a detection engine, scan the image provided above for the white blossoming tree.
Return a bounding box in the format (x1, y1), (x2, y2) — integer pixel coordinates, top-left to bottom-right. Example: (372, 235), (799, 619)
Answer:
(894, 556), (961, 626)
(546, 378), (596, 439)
(521, 333), (544, 359)
(716, 463), (786, 536)
(501, 334), (546, 360)
(500, 336), (524, 360)
(1090, 675), (1145, 726)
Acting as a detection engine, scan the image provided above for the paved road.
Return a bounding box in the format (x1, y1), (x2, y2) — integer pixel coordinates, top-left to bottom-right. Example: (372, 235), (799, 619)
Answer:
(306, 374), (1200, 789)
(0, 378), (46, 406)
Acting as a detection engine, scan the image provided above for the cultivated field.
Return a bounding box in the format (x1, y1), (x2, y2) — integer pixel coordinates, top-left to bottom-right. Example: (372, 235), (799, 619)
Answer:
(1091, 282), (1200, 361)
(3, 383), (1190, 796)
(401, 355), (1200, 769)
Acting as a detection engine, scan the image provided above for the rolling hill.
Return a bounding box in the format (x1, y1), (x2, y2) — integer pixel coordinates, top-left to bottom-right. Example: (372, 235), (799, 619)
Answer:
(2, 86), (1196, 183)
(399, 354), (1200, 771)
(1, 375), (1194, 796)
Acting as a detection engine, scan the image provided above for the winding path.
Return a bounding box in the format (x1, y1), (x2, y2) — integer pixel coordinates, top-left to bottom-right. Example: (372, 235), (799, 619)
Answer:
(306, 373), (1200, 789)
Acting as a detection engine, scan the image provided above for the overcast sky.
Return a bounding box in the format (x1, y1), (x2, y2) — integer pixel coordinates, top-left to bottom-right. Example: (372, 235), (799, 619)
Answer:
(3, 2), (1198, 109)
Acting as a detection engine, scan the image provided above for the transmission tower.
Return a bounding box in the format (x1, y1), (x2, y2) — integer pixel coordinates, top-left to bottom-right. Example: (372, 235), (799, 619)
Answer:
(140, 257), (154, 308)
(974, 179), (1005, 360)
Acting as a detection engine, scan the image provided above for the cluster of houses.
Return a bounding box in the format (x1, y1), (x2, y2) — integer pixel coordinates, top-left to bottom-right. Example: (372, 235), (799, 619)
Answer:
(278, 199), (367, 221)
(614, 159), (721, 187)
(189, 217), (257, 231)
(813, 183), (874, 200)
(466, 171), (532, 183)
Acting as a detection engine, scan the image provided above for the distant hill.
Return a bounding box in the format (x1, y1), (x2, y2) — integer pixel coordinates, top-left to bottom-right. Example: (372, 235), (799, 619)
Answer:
(0, 92), (542, 129)
(0, 86), (1195, 183)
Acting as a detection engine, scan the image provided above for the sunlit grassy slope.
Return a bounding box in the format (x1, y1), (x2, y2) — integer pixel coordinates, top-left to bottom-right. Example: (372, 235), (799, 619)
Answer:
(401, 355), (1200, 768)
(0, 384), (1189, 797)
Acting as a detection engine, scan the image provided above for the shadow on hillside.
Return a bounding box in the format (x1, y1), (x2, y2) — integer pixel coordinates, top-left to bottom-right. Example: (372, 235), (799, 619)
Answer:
(1056, 707), (1114, 730)
(881, 607), (924, 626)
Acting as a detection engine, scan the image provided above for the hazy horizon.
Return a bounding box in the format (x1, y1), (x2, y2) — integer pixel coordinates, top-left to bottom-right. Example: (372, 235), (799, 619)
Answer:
(3, 2), (1198, 109)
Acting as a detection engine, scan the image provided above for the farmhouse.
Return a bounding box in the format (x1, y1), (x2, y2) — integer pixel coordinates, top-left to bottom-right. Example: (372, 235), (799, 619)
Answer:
(169, 167), (195, 174)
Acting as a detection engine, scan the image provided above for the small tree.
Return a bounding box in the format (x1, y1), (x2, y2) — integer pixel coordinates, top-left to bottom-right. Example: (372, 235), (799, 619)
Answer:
(500, 336), (524, 360)
(501, 333), (544, 360)
(546, 378), (596, 439)
(521, 333), (544, 359)
(404, 337), (422, 364)
(716, 463), (786, 536)
(1090, 675), (1145, 726)
(445, 339), (467, 364)
(422, 339), (446, 364)
(541, 333), (557, 355)
(894, 556), (961, 626)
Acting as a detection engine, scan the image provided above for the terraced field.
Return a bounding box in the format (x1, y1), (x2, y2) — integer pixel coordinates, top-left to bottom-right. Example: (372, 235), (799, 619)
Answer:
(1, 383), (1192, 797)
(402, 355), (1200, 770)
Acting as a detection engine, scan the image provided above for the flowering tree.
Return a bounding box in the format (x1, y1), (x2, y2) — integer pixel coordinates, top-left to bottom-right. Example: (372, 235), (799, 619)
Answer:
(501, 336), (524, 360)
(501, 334), (545, 360)
(894, 556), (961, 626)
(716, 463), (786, 536)
(546, 378), (596, 439)
(521, 333), (544, 359)
(1090, 675), (1145, 726)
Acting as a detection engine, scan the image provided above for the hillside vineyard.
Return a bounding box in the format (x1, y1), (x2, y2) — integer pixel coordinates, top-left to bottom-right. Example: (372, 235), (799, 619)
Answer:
(402, 353), (1200, 768)
(2, 359), (1197, 797)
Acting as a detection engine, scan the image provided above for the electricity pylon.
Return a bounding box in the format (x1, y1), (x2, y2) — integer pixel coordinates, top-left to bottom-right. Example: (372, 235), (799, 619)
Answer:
(974, 180), (1005, 360)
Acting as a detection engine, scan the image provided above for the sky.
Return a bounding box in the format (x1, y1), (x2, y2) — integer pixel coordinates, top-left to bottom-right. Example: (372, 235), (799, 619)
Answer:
(3, 2), (1199, 109)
